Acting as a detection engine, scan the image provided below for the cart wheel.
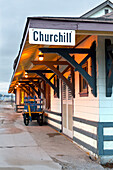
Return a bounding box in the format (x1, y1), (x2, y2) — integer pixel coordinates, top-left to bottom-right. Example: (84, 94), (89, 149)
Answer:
(37, 114), (43, 126)
(24, 114), (29, 126)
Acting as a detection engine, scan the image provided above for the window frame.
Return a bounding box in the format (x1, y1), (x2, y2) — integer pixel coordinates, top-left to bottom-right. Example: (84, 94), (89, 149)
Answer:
(79, 61), (88, 97)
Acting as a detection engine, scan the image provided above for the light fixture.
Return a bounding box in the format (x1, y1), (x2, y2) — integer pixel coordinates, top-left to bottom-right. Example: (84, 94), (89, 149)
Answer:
(38, 51), (44, 61)
(16, 85), (18, 88)
(18, 83), (20, 85)
(15, 86), (17, 89)
(25, 72), (28, 78)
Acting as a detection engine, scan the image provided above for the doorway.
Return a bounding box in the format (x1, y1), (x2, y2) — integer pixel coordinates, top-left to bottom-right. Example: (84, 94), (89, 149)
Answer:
(62, 80), (73, 138)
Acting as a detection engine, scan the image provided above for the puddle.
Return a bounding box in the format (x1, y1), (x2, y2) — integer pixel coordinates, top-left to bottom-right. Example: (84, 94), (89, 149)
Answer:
(47, 133), (61, 137)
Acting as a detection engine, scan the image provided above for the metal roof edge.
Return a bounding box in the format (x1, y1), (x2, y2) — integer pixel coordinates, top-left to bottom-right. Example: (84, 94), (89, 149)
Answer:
(8, 17), (30, 92)
(27, 16), (113, 24)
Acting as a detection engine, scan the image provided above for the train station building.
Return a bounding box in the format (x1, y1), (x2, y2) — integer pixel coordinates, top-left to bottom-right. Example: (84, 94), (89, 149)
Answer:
(8, 0), (113, 164)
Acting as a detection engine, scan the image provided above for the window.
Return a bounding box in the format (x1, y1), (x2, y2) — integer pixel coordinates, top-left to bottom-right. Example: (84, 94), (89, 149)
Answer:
(54, 76), (58, 98)
(62, 74), (72, 100)
(68, 75), (72, 100)
(46, 83), (51, 109)
(105, 9), (109, 14)
(54, 66), (59, 98)
(62, 82), (66, 100)
(79, 62), (88, 97)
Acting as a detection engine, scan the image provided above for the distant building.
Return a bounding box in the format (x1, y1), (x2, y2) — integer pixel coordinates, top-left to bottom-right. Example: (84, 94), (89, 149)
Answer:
(0, 94), (2, 101)
(81, 0), (113, 18)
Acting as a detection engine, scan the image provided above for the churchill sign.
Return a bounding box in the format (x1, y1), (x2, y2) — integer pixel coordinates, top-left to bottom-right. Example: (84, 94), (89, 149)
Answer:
(29, 28), (75, 46)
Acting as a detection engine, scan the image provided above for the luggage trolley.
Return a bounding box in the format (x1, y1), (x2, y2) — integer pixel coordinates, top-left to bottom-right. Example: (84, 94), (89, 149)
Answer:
(23, 96), (43, 126)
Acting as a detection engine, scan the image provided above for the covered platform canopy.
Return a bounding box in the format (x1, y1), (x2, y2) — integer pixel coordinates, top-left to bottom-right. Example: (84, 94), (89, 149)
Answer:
(8, 16), (113, 97)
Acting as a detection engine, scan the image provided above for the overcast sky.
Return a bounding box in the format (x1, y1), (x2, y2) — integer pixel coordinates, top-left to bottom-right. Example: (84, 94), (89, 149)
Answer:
(0, 0), (105, 93)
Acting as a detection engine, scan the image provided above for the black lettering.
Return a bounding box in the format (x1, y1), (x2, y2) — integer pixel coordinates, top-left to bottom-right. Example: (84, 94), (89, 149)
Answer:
(64, 32), (65, 42)
(45, 34), (49, 42)
(54, 34), (58, 42)
(59, 32), (63, 42)
(33, 31), (38, 41)
(50, 34), (53, 42)
(39, 31), (44, 41)
(69, 33), (71, 42)
(67, 33), (68, 42)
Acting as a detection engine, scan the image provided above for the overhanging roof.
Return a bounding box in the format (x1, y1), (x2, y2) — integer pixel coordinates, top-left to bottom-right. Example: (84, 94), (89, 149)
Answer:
(8, 16), (113, 93)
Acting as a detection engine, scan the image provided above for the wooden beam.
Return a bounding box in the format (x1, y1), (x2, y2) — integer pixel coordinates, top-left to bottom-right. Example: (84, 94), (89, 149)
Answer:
(32, 61), (69, 65)
(31, 62), (74, 96)
(105, 39), (113, 97)
(29, 80), (45, 97)
(24, 82), (39, 96)
(35, 72), (58, 95)
(20, 85), (30, 95)
(39, 42), (97, 97)
(21, 77), (40, 80)
(19, 81), (30, 84)
(62, 66), (70, 74)
(42, 63), (73, 96)
(49, 73), (56, 81)
(76, 30), (113, 36)
(39, 48), (91, 54)
(26, 70), (53, 73)
(25, 71), (58, 96)
(49, 66), (71, 81)
(75, 54), (90, 72)
(20, 84), (34, 97)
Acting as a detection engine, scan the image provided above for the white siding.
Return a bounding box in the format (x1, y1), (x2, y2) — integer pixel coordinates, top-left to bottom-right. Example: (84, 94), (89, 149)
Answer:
(74, 131), (97, 148)
(104, 141), (113, 150)
(73, 121), (97, 135)
(97, 36), (113, 122)
(74, 35), (99, 122)
(104, 127), (113, 136)
(89, 7), (113, 18)
(51, 79), (61, 113)
(47, 119), (62, 130)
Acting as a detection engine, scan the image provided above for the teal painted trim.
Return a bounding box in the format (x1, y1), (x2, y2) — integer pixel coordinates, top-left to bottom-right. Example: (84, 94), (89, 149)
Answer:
(97, 124), (103, 155)
(104, 136), (113, 141)
(45, 116), (62, 125)
(73, 117), (98, 127)
(48, 123), (62, 133)
(73, 117), (113, 155)
(104, 150), (113, 155)
(44, 110), (62, 116)
(100, 122), (113, 127)
(73, 126), (97, 140)
(73, 136), (97, 154)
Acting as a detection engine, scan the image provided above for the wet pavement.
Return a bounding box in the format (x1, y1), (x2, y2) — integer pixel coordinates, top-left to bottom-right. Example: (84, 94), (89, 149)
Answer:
(0, 102), (110, 170)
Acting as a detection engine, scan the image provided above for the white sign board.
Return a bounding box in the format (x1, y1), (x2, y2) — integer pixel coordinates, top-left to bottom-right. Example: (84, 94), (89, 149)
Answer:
(29, 28), (75, 46)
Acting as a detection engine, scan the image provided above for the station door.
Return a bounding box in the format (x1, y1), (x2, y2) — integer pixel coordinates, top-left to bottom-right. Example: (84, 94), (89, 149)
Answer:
(62, 80), (73, 138)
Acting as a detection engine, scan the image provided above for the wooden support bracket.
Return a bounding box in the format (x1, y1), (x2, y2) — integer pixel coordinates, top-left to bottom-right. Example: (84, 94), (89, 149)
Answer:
(39, 41), (97, 97)
(105, 39), (113, 97)
(26, 70), (59, 97)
